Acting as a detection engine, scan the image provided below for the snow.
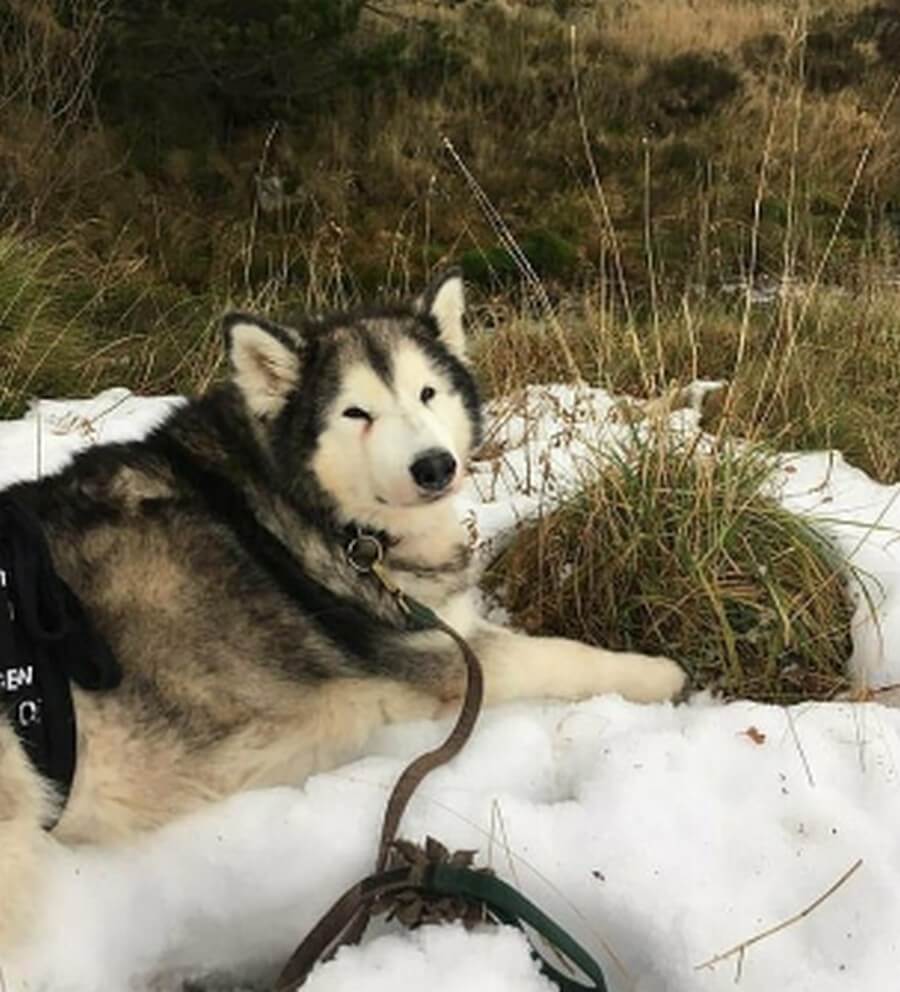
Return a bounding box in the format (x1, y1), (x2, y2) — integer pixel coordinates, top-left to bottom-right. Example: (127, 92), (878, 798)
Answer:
(3, 384), (900, 991)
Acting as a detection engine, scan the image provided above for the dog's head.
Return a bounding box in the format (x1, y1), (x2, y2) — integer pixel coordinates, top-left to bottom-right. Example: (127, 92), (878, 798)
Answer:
(222, 270), (481, 528)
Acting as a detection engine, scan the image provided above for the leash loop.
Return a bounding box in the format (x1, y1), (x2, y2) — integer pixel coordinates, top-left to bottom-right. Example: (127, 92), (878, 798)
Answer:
(345, 531), (416, 617)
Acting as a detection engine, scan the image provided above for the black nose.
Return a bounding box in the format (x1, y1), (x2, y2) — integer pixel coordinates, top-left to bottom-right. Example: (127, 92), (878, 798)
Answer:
(410, 448), (457, 492)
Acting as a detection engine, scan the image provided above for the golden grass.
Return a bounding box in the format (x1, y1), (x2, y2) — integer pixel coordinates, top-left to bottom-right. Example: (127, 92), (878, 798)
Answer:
(599, 0), (793, 58)
(470, 278), (900, 485)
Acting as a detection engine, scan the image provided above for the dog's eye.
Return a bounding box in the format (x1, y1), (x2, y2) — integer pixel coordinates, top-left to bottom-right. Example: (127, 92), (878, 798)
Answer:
(420, 386), (436, 404)
(343, 406), (372, 421)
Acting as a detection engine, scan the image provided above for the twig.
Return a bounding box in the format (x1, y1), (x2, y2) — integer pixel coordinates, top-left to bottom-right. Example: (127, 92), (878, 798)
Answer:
(569, 25), (633, 328)
(441, 136), (583, 385)
(694, 858), (863, 978)
(858, 681), (900, 697)
(784, 706), (815, 788)
(242, 121), (281, 292)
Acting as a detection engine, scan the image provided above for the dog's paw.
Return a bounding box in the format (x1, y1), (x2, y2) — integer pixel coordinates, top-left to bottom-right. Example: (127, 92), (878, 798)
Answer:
(614, 652), (687, 703)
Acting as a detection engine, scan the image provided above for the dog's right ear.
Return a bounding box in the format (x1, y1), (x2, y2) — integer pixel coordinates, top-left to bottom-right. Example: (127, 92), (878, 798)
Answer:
(223, 312), (305, 419)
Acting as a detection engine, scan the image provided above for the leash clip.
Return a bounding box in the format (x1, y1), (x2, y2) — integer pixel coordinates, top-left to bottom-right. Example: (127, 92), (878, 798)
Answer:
(371, 561), (412, 616)
(344, 533), (411, 616)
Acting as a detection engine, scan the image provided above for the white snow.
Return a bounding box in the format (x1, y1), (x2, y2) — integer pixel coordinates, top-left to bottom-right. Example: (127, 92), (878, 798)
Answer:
(3, 384), (900, 992)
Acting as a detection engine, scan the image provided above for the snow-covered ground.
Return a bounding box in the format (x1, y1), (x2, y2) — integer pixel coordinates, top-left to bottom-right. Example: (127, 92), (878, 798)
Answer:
(3, 385), (900, 991)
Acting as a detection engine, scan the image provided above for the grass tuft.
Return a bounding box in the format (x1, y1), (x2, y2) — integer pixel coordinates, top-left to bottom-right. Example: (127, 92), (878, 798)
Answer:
(484, 425), (854, 704)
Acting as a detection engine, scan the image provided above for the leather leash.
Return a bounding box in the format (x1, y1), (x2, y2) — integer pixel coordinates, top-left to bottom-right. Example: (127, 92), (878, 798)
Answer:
(273, 533), (607, 992)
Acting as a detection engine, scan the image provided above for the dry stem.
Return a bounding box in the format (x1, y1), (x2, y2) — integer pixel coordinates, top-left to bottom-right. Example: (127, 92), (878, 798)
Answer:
(694, 858), (863, 978)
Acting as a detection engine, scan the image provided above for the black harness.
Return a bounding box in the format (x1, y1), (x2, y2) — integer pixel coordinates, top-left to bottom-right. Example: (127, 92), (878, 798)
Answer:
(0, 497), (121, 830)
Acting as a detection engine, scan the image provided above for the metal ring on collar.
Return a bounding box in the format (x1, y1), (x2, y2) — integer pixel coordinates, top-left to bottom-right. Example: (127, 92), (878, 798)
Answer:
(345, 534), (384, 574)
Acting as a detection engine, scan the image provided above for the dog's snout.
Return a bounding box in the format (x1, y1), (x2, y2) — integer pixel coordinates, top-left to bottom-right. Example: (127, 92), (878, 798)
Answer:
(410, 448), (457, 492)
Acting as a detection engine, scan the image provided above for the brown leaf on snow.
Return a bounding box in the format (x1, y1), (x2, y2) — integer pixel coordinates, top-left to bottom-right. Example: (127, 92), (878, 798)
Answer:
(739, 726), (767, 745)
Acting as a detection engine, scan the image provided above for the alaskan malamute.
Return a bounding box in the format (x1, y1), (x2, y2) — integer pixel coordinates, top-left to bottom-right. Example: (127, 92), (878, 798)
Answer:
(0, 270), (684, 953)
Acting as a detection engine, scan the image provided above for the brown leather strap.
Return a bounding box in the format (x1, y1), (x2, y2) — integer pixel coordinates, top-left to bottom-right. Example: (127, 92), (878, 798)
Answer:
(274, 614), (484, 991)
(273, 870), (413, 990)
(374, 619), (484, 873)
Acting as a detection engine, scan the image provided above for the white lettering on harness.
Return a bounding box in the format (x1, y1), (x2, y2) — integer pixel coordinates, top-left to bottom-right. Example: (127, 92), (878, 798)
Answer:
(0, 665), (35, 692)
(17, 699), (40, 726)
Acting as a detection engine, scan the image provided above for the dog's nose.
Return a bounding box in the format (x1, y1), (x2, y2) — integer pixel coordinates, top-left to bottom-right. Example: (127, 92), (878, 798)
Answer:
(410, 448), (457, 492)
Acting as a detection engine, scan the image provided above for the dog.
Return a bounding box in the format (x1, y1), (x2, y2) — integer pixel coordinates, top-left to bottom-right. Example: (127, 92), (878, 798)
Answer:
(0, 270), (685, 957)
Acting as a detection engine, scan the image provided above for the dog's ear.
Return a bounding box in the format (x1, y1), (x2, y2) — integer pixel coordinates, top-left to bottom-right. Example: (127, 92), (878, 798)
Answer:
(222, 312), (305, 418)
(415, 268), (467, 359)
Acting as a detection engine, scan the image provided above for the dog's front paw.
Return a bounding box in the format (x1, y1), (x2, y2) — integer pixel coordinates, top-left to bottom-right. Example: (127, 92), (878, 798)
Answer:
(614, 652), (687, 703)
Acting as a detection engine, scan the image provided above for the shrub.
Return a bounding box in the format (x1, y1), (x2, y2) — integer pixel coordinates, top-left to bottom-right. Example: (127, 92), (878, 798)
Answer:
(804, 29), (867, 93)
(461, 230), (579, 288)
(485, 429), (854, 704)
(95, 0), (392, 163)
(644, 51), (742, 130)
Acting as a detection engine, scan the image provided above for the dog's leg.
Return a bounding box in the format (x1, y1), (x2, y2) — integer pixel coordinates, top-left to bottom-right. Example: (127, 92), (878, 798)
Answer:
(0, 726), (56, 957)
(468, 623), (686, 705)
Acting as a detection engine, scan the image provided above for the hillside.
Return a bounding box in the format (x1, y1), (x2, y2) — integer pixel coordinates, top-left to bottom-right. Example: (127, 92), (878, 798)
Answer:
(3, 1), (900, 477)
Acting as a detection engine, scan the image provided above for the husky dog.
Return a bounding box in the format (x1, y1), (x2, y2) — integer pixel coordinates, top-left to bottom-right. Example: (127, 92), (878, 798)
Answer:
(0, 271), (684, 954)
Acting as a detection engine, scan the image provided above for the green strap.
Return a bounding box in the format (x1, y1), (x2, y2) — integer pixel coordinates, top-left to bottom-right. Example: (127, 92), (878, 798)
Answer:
(429, 865), (608, 991)
(381, 590), (606, 990)
(401, 595), (443, 632)
(274, 862), (609, 992)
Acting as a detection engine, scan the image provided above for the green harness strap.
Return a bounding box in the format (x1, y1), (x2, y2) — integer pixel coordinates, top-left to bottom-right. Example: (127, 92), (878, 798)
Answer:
(428, 863), (608, 991)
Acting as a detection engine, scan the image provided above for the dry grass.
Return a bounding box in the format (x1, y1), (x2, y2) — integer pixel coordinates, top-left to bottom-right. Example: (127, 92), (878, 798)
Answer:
(0, 231), (229, 414)
(598, 0), (794, 58)
(6, 0), (896, 299)
(470, 278), (900, 485)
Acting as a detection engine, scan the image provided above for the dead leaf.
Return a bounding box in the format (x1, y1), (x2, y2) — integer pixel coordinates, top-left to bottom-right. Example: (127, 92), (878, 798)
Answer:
(740, 726), (767, 745)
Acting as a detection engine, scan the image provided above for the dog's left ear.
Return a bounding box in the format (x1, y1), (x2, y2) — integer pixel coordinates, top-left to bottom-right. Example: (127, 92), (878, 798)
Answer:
(415, 268), (467, 359)
(222, 312), (305, 419)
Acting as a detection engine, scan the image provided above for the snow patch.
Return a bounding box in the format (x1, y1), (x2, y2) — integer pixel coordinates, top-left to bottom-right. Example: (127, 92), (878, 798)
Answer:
(2, 384), (900, 991)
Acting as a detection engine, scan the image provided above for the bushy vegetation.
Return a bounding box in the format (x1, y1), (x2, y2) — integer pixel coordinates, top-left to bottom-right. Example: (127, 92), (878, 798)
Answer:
(4, 0), (900, 301)
(485, 428), (854, 704)
(5, 0), (898, 465)
(97, 1), (372, 145)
